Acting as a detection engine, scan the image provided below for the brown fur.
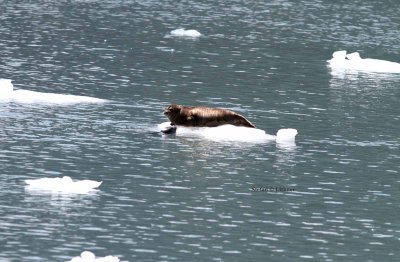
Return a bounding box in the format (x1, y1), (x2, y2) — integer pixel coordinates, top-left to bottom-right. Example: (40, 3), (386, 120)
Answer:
(163, 104), (255, 128)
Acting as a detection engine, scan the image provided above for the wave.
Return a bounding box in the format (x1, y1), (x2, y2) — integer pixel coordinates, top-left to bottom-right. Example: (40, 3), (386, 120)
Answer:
(327, 51), (400, 73)
(158, 122), (297, 145)
(0, 79), (108, 104)
(25, 176), (102, 194)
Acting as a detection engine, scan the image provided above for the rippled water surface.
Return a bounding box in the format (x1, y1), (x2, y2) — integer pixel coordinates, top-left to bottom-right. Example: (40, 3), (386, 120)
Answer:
(1, 0), (399, 261)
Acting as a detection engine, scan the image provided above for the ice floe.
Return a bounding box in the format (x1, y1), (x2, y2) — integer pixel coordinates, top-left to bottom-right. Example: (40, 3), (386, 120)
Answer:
(276, 128), (299, 143)
(0, 79), (107, 104)
(158, 122), (297, 145)
(25, 176), (102, 194)
(69, 251), (120, 262)
(327, 51), (400, 73)
(170, 28), (202, 38)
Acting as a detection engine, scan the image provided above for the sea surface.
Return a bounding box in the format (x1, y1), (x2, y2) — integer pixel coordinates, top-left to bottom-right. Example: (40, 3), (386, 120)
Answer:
(1, 0), (399, 261)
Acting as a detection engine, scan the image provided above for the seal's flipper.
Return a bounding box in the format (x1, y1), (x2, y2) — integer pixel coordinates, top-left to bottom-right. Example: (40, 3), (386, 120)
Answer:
(233, 114), (256, 128)
(161, 123), (177, 134)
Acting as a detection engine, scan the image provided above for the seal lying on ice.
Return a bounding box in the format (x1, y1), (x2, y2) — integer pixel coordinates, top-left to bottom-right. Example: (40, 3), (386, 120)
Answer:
(163, 104), (255, 128)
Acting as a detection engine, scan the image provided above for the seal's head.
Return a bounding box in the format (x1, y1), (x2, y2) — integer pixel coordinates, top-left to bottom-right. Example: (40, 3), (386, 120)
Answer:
(164, 104), (181, 119)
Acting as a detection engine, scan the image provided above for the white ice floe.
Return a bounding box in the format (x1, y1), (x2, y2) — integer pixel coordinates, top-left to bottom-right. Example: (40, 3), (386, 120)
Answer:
(69, 251), (120, 262)
(170, 28), (202, 38)
(0, 79), (107, 104)
(327, 51), (400, 73)
(25, 176), (102, 194)
(158, 122), (297, 144)
(276, 128), (298, 143)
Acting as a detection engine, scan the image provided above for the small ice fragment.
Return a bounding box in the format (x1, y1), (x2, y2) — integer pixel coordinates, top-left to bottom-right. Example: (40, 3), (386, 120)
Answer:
(69, 251), (120, 262)
(0, 78), (14, 98)
(276, 128), (298, 143)
(170, 29), (201, 37)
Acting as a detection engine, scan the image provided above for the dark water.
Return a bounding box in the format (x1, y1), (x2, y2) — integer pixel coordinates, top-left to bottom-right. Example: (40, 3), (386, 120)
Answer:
(1, 0), (399, 261)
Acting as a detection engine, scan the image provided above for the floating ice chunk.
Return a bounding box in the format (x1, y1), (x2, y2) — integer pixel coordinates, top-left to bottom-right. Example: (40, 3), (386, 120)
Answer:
(11, 90), (107, 104)
(69, 251), (120, 262)
(170, 28), (201, 37)
(276, 128), (298, 147)
(0, 79), (13, 97)
(327, 51), (400, 73)
(193, 125), (275, 143)
(0, 79), (108, 104)
(25, 176), (102, 194)
(158, 122), (297, 144)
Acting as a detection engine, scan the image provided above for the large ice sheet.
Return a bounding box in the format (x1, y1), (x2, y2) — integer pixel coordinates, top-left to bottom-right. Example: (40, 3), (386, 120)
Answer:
(327, 51), (400, 73)
(0, 79), (108, 104)
(158, 122), (297, 144)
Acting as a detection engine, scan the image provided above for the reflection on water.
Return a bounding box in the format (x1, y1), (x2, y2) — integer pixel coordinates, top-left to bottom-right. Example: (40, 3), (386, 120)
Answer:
(23, 191), (100, 215)
(328, 67), (400, 143)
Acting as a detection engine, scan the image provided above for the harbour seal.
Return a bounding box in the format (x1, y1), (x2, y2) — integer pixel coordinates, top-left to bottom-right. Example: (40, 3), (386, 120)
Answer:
(163, 104), (255, 128)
